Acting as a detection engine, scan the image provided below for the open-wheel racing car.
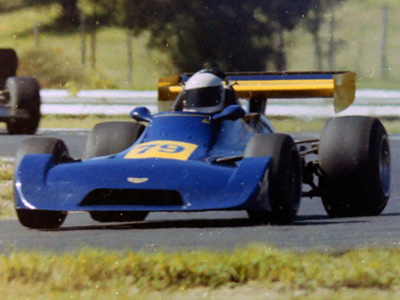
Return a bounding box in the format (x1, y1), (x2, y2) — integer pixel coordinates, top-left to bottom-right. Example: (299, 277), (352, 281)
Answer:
(14, 69), (390, 229)
(0, 49), (41, 134)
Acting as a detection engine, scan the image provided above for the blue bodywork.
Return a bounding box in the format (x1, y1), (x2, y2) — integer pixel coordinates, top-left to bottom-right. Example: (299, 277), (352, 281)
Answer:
(15, 109), (276, 212)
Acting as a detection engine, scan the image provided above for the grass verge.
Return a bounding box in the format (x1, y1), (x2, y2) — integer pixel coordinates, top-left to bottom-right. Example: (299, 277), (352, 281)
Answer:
(38, 114), (133, 129)
(271, 116), (400, 135)
(0, 161), (13, 220)
(1, 247), (400, 299)
(36, 114), (400, 134)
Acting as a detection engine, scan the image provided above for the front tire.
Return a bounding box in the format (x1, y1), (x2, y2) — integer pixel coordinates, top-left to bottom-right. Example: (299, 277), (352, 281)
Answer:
(84, 121), (148, 222)
(16, 210), (67, 229)
(14, 137), (69, 229)
(83, 121), (144, 159)
(318, 116), (390, 217)
(245, 134), (302, 224)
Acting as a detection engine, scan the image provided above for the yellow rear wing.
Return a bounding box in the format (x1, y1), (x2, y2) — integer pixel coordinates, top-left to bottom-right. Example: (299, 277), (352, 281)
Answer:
(158, 71), (356, 113)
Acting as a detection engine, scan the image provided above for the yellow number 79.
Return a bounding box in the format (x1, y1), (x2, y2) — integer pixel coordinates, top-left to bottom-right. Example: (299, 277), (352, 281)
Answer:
(125, 140), (198, 161)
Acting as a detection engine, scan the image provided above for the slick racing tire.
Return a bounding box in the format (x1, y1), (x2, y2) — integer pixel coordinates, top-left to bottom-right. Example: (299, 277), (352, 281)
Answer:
(14, 137), (70, 229)
(16, 210), (67, 229)
(244, 134), (302, 224)
(6, 76), (41, 135)
(89, 211), (149, 223)
(318, 116), (390, 217)
(83, 121), (145, 159)
(84, 122), (148, 222)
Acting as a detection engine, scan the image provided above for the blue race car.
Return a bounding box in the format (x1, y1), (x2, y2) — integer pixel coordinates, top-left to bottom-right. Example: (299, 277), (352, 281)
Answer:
(14, 69), (390, 228)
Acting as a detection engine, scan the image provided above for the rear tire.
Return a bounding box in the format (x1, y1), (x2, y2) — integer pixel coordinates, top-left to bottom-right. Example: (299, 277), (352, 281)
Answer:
(6, 76), (41, 135)
(14, 137), (69, 229)
(318, 116), (390, 217)
(89, 211), (149, 222)
(245, 134), (302, 224)
(83, 121), (144, 159)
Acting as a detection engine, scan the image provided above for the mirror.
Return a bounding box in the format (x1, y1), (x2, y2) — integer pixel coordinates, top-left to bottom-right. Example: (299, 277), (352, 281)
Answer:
(130, 106), (152, 122)
(213, 105), (245, 121)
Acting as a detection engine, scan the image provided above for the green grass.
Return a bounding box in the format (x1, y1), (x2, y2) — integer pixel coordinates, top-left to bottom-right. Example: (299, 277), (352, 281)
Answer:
(40, 115), (326, 132)
(0, 247), (400, 299)
(38, 114), (133, 129)
(271, 116), (400, 134)
(0, 161), (14, 220)
(34, 115), (400, 135)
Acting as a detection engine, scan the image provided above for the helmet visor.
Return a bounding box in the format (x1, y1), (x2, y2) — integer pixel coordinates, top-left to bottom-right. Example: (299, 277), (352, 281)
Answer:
(185, 86), (224, 109)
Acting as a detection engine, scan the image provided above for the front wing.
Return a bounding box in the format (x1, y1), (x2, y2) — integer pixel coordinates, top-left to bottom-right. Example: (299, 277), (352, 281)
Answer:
(15, 155), (272, 212)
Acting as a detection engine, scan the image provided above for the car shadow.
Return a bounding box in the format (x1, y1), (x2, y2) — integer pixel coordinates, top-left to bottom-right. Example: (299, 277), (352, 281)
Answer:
(45, 213), (368, 232)
(293, 214), (367, 226)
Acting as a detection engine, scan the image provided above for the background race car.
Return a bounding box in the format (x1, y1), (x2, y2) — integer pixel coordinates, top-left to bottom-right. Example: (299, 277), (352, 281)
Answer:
(0, 49), (41, 134)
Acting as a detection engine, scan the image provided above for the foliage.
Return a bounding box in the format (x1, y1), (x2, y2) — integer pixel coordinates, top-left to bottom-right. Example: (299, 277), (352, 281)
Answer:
(303, 0), (346, 70)
(126, 1), (316, 72)
(77, 0), (125, 27)
(0, 0), (50, 12)
(18, 47), (85, 88)
(58, 0), (348, 72)
(17, 47), (118, 89)
(3, 1), (351, 76)
(0, 2), (168, 90)
(5, 2), (400, 89)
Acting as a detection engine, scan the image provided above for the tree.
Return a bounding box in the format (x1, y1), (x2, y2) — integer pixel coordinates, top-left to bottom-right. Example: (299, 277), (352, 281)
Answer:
(78, 0), (124, 25)
(304, 0), (345, 71)
(126, 0), (315, 72)
(305, 1), (324, 70)
(76, 0), (126, 69)
(61, 0), (79, 25)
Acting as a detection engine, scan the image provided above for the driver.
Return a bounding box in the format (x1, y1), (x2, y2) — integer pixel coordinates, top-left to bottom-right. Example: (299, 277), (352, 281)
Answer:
(183, 69), (225, 113)
(172, 68), (240, 113)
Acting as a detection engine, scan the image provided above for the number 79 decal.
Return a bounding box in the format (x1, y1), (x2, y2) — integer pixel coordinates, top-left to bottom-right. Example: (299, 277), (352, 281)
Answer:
(125, 140), (198, 161)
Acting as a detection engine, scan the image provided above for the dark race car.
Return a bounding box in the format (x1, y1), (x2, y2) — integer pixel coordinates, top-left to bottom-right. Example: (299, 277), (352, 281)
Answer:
(0, 49), (41, 134)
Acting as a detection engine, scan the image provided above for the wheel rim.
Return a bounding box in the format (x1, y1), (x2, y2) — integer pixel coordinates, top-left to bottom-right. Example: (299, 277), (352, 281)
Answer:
(379, 134), (390, 197)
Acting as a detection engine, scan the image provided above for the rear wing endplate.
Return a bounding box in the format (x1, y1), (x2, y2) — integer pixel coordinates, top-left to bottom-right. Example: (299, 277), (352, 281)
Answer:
(158, 71), (356, 113)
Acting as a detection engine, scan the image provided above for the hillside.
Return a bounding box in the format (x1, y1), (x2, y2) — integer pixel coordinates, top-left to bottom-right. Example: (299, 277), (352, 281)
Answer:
(0, 1), (399, 90)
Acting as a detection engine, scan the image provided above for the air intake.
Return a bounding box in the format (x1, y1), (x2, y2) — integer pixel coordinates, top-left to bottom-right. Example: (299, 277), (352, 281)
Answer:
(80, 189), (183, 207)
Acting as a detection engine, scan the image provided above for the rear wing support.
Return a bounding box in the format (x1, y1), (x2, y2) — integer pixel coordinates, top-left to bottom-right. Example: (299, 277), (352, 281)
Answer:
(158, 71), (356, 114)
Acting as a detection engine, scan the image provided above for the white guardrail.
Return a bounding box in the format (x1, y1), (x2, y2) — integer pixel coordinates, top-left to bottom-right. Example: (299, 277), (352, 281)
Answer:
(40, 89), (400, 118)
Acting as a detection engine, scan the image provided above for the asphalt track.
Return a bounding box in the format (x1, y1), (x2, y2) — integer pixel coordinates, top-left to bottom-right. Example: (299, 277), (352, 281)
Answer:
(0, 129), (400, 254)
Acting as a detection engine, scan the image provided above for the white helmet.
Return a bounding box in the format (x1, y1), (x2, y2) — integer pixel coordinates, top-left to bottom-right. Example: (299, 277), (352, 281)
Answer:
(184, 70), (226, 113)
